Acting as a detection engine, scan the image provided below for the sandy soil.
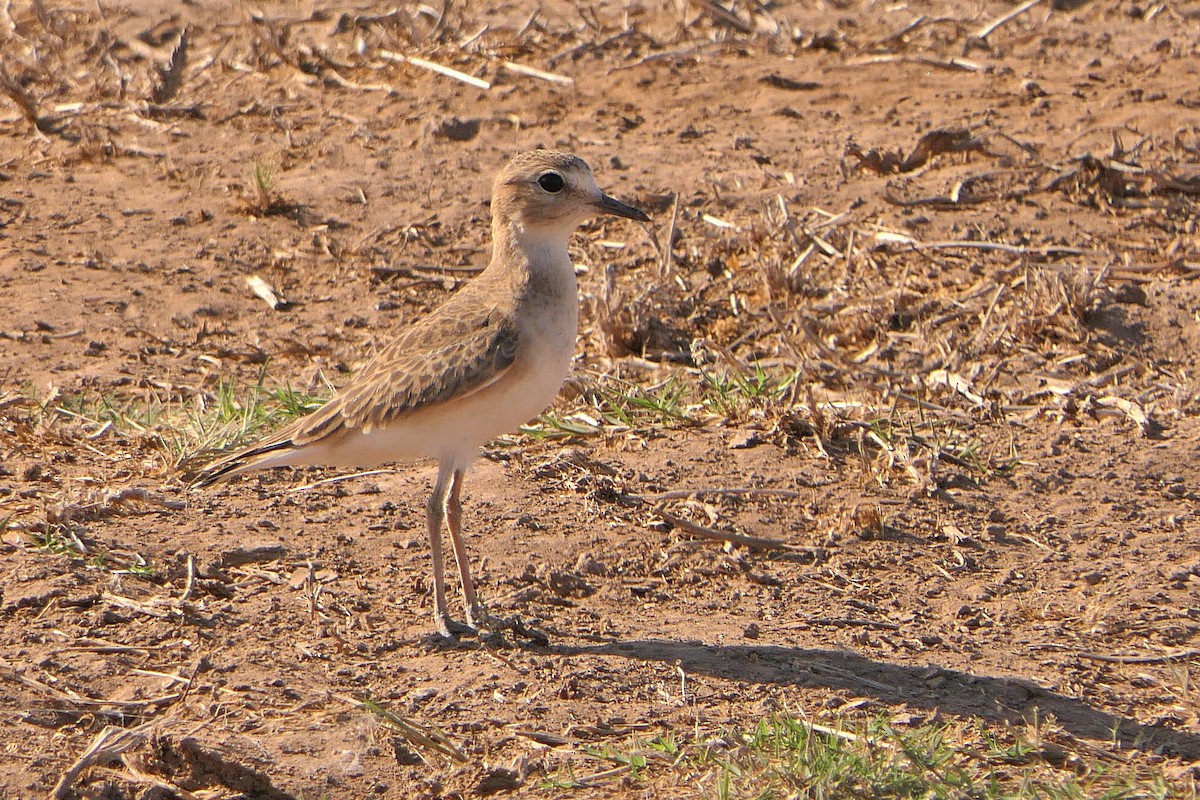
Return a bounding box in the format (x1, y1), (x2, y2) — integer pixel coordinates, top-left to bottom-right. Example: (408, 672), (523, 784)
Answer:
(2, 0), (1200, 796)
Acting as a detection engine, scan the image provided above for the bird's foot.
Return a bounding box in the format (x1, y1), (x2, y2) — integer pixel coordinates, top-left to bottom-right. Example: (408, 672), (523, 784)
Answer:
(427, 608), (549, 648)
(458, 603), (510, 647)
(431, 614), (477, 643)
(427, 610), (510, 648)
(469, 607), (550, 648)
(465, 602), (495, 632)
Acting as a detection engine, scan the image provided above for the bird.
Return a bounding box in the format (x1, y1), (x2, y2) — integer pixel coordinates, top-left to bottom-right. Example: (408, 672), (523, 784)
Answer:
(191, 150), (650, 640)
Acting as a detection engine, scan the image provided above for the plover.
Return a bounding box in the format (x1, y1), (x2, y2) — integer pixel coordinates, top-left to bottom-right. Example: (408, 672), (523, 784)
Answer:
(192, 150), (650, 640)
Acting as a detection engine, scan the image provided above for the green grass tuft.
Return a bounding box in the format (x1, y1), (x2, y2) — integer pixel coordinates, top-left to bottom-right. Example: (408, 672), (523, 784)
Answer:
(25, 367), (329, 472)
(546, 713), (1186, 799)
(31, 525), (85, 557)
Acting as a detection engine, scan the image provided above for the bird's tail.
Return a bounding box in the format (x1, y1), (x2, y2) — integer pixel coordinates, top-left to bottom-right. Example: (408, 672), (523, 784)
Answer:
(183, 439), (296, 487)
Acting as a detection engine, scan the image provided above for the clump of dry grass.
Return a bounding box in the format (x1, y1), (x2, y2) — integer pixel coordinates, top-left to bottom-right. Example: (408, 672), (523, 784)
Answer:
(566, 110), (1198, 497)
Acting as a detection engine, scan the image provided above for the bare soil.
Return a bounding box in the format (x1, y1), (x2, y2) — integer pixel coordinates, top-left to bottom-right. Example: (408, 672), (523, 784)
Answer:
(2, 0), (1200, 796)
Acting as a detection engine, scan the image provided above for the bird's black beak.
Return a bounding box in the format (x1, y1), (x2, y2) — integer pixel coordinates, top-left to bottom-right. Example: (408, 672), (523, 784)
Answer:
(596, 193), (651, 222)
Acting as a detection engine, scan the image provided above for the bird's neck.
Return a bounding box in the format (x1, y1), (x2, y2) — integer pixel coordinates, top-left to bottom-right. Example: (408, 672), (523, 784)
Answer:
(490, 217), (576, 297)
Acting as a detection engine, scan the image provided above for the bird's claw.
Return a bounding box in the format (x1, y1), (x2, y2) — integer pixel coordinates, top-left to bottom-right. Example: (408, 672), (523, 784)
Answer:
(431, 605), (549, 648)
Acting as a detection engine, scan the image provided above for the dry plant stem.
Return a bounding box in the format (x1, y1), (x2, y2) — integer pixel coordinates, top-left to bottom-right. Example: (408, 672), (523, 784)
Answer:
(696, 336), (754, 378)
(150, 26), (190, 104)
(113, 764), (198, 800)
(660, 192), (679, 278)
(886, 391), (974, 422)
(100, 591), (172, 618)
(548, 29), (640, 67)
(179, 553), (196, 603)
(919, 239), (1092, 258)
(61, 639), (152, 656)
(637, 487), (809, 502)
(287, 468), (395, 493)
(0, 657), (86, 705)
(49, 488), (186, 528)
(0, 69), (47, 138)
(0, 327), (82, 341)
(873, 15), (963, 48)
(1078, 649), (1200, 665)
(814, 660), (897, 694)
(323, 69), (391, 92)
(807, 617), (901, 631)
(100, 564), (200, 620)
(973, 0), (1048, 40)
(337, 694), (466, 763)
(378, 49), (490, 90)
(846, 54), (982, 71)
(651, 505), (792, 551)
(51, 721), (160, 800)
(500, 60), (574, 86)
(570, 764), (631, 788)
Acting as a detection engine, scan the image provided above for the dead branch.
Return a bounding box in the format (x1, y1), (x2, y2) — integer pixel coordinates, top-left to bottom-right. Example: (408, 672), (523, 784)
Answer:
(1077, 649), (1200, 665)
(660, 192), (679, 277)
(870, 15), (965, 49)
(0, 67), (48, 137)
(873, 231), (1095, 260)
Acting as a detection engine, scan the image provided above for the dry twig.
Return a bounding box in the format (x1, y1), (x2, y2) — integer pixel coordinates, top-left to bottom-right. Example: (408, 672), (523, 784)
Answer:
(660, 192), (679, 278)
(0, 67), (48, 136)
(339, 694), (466, 763)
(847, 129), (988, 175)
(1077, 649), (1200, 664)
(48, 488), (186, 528)
(651, 505), (794, 551)
(846, 54), (982, 72)
(973, 0), (1049, 40)
(500, 60), (574, 86)
(379, 49), (490, 90)
(638, 487), (808, 502)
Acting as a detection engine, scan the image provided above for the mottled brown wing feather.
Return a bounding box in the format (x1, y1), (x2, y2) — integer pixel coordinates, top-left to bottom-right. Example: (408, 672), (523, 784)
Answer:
(291, 300), (520, 444)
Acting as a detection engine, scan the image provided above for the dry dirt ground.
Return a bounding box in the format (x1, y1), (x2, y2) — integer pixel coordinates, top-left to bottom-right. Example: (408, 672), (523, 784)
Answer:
(2, 0), (1200, 797)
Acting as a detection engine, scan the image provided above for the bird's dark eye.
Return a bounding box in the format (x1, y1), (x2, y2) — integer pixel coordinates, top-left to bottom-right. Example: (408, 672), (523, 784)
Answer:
(538, 172), (565, 193)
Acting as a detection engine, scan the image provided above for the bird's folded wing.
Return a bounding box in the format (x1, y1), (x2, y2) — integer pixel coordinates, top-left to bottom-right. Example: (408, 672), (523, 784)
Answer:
(290, 304), (521, 444)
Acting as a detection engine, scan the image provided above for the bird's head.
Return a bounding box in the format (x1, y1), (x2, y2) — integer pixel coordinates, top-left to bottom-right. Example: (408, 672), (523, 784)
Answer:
(493, 150), (649, 236)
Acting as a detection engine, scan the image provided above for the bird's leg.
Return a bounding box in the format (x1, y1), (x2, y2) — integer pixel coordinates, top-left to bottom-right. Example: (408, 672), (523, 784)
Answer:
(426, 463), (466, 639)
(444, 467), (489, 630)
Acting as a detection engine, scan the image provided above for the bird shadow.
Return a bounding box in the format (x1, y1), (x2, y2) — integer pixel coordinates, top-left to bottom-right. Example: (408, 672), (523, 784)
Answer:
(546, 638), (1200, 761)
